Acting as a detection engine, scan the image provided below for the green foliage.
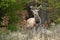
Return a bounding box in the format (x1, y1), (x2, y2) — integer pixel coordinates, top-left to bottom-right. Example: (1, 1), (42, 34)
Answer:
(0, 0), (28, 20)
(0, 0), (28, 31)
(6, 24), (18, 32)
(35, 0), (41, 3)
(0, 0), (16, 13)
(48, 0), (60, 23)
(55, 18), (60, 24)
(8, 12), (18, 24)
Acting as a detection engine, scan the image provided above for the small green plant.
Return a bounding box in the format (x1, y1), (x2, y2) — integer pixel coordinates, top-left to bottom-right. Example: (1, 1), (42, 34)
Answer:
(6, 24), (18, 32)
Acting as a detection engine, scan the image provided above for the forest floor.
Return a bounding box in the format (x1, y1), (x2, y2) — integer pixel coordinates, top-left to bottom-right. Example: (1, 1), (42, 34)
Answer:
(0, 24), (60, 40)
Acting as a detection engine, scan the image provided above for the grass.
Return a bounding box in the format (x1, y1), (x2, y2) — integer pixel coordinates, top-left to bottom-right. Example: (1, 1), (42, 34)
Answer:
(6, 24), (18, 32)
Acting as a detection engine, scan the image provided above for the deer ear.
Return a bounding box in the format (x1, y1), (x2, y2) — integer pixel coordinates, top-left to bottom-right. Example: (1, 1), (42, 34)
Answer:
(30, 6), (33, 8)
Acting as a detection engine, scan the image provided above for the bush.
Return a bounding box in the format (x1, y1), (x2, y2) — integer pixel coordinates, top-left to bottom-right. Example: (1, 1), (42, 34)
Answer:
(55, 18), (60, 24)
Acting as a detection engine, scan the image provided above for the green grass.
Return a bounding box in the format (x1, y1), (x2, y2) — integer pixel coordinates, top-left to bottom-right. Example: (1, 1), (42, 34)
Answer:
(6, 24), (18, 32)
